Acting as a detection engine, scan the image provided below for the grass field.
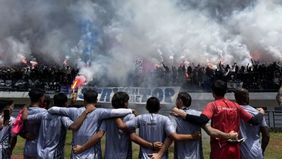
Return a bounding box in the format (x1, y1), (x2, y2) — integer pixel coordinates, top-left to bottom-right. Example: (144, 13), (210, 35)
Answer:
(12, 131), (282, 159)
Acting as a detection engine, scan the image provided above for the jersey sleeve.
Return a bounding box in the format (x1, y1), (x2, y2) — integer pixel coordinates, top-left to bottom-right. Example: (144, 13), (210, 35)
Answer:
(48, 107), (77, 120)
(125, 116), (138, 129)
(168, 115), (177, 130)
(99, 120), (107, 132)
(237, 105), (253, 122)
(126, 114), (135, 121)
(164, 117), (176, 135)
(99, 108), (133, 120)
(202, 102), (214, 119)
(261, 116), (268, 127)
(124, 114), (136, 133)
(27, 112), (47, 121)
(61, 116), (73, 128)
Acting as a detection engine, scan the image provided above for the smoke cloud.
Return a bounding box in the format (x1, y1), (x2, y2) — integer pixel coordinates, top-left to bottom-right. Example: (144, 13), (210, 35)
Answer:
(0, 0), (281, 83)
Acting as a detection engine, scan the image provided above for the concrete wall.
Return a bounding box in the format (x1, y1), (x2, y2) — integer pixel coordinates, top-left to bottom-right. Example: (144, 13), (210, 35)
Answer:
(1, 91), (278, 113)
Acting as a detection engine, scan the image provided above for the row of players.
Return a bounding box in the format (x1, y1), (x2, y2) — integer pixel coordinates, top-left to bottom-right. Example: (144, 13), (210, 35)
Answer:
(0, 80), (269, 159)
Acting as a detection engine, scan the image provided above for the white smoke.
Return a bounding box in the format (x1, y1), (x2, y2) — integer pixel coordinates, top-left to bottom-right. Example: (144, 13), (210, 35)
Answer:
(228, 0), (282, 61)
(0, 0), (281, 84)
(0, 0), (79, 64)
(0, 37), (30, 65)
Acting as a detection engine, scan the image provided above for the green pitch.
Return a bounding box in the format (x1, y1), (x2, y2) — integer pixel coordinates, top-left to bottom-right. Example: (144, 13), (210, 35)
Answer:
(12, 131), (282, 159)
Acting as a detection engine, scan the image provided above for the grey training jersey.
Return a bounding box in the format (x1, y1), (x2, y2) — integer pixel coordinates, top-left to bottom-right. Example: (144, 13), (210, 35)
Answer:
(48, 107), (132, 159)
(126, 113), (175, 159)
(100, 113), (135, 159)
(0, 116), (15, 159)
(27, 111), (73, 159)
(170, 108), (203, 159)
(240, 105), (267, 159)
(24, 107), (47, 158)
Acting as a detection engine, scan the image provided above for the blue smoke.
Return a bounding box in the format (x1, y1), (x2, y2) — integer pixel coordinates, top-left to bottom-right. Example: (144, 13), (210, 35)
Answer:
(78, 19), (99, 63)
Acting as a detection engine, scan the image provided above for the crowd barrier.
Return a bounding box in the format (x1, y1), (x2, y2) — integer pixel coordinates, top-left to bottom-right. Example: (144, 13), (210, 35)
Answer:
(266, 110), (282, 129)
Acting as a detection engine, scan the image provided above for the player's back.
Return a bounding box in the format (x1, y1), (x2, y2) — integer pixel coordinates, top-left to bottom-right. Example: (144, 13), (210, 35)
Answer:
(240, 105), (265, 159)
(202, 98), (252, 159)
(37, 113), (72, 159)
(71, 107), (104, 159)
(101, 113), (135, 159)
(24, 107), (47, 157)
(137, 113), (173, 159)
(170, 108), (203, 159)
(207, 98), (241, 133)
(72, 107), (128, 159)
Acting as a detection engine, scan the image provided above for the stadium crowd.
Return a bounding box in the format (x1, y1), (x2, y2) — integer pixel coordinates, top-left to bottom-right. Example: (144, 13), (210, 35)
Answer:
(0, 80), (269, 159)
(0, 64), (78, 92)
(0, 60), (281, 92)
(131, 61), (282, 92)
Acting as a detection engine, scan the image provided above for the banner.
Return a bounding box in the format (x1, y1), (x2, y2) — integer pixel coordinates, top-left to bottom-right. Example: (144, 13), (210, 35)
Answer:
(77, 87), (181, 104)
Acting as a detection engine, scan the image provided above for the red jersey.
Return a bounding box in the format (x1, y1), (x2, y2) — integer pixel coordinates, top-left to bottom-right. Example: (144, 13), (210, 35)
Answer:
(202, 98), (252, 159)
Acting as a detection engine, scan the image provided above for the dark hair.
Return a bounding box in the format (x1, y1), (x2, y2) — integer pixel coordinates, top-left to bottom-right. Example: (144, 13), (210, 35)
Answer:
(0, 100), (13, 112)
(234, 88), (249, 105)
(43, 95), (51, 108)
(83, 89), (98, 104)
(112, 92), (129, 108)
(212, 80), (227, 97)
(54, 93), (68, 107)
(28, 88), (45, 103)
(146, 97), (160, 113)
(177, 92), (192, 106)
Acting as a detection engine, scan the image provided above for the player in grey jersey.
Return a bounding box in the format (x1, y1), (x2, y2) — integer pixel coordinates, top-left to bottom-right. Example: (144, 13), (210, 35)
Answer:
(21, 88), (47, 159)
(0, 100), (15, 159)
(48, 89), (134, 159)
(73, 92), (163, 159)
(151, 92), (239, 159)
(235, 88), (269, 159)
(22, 93), (89, 159)
(170, 92), (204, 159)
(116, 97), (201, 159)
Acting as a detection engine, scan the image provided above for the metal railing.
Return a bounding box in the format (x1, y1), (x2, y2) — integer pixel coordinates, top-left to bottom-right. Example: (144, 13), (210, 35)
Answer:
(266, 110), (282, 129)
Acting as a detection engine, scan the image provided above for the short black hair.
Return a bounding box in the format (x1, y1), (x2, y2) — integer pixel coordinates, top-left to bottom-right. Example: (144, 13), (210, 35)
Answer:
(83, 89), (98, 104)
(177, 92), (192, 106)
(112, 92), (129, 108)
(146, 97), (160, 113)
(28, 88), (45, 103)
(234, 88), (249, 105)
(43, 95), (51, 108)
(0, 100), (13, 112)
(212, 80), (227, 97)
(54, 93), (68, 107)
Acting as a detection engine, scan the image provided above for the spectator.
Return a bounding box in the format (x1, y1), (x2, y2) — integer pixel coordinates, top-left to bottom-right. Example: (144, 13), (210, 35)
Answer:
(0, 100), (16, 159)
(276, 86), (282, 109)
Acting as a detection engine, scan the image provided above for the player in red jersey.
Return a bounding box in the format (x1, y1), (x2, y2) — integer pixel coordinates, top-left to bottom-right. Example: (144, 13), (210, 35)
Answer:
(171, 80), (264, 159)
